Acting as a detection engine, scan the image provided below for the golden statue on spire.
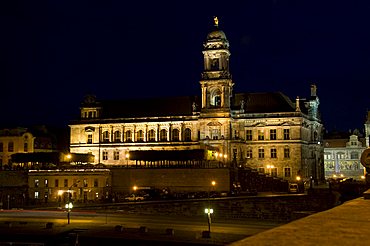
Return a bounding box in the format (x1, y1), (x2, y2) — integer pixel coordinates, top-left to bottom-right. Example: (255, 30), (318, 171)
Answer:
(214, 16), (219, 27)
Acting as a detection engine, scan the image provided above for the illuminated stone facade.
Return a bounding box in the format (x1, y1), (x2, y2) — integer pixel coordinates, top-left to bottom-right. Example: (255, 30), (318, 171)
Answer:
(324, 134), (366, 180)
(69, 21), (324, 182)
(28, 169), (111, 203)
(365, 111), (370, 147)
(0, 127), (55, 169)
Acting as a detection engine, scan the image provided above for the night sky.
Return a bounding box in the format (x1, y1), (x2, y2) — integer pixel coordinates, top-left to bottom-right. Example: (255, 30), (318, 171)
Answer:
(1, 1), (370, 133)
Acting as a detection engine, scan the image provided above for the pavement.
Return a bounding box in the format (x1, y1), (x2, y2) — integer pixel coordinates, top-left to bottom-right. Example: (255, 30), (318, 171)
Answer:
(229, 189), (370, 246)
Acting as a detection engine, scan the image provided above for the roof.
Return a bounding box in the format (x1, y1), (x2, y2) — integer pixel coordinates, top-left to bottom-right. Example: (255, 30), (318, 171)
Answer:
(99, 95), (201, 118)
(232, 92), (298, 114)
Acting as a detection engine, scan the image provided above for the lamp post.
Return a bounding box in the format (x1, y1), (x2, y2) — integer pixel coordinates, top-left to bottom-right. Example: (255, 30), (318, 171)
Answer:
(66, 180), (80, 224)
(125, 153), (130, 168)
(133, 185), (137, 201)
(204, 208), (214, 236)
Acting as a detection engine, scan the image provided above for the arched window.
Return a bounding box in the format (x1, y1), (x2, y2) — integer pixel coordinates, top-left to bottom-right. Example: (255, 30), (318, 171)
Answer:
(137, 130), (144, 142)
(350, 152), (359, 159)
(114, 131), (121, 142)
(184, 128), (192, 141)
(210, 88), (222, 107)
(148, 129), (156, 142)
(102, 131), (109, 143)
(125, 130), (132, 142)
(172, 129), (179, 141)
(160, 129), (167, 142)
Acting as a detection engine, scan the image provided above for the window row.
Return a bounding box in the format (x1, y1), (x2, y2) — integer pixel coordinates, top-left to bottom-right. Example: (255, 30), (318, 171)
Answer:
(245, 147), (290, 159)
(89, 128), (192, 144)
(0, 142), (29, 152)
(245, 129), (290, 141)
(257, 167), (293, 178)
(324, 152), (360, 160)
(34, 178), (98, 188)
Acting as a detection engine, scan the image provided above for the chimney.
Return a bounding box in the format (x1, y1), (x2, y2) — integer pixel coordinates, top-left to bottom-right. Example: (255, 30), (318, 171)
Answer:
(311, 84), (317, 97)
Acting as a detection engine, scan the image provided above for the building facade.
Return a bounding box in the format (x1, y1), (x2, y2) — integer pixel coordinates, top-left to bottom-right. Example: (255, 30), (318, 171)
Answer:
(69, 19), (324, 182)
(324, 132), (366, 180)
(28, 169), (111, 204)
(0, 126), (56, 169)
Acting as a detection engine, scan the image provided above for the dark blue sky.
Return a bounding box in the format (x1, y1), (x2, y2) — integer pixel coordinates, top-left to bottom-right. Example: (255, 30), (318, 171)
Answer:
(1, 1), (370, 132)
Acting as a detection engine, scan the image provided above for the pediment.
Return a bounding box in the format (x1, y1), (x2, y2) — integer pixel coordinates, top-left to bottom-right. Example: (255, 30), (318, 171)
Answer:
(207, 121), (222, 126)
(85, 126), (95, 132)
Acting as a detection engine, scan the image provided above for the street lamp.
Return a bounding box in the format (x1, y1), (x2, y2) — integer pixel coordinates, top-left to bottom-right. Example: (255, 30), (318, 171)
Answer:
(125, 153), (130, 167)
(133, 185), (137, 201)
(65, 202), (73, 224)
(204, 208), (214, 237)
(66, 180), (80, 224)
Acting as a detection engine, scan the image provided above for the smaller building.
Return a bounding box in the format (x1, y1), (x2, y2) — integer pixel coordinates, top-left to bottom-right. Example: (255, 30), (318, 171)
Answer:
(324, 131), (366, 180)
(28, 169), (111, 205)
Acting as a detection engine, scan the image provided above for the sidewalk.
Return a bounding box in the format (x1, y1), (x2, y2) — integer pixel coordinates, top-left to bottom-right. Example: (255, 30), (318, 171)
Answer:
(229, 189), (370, 246)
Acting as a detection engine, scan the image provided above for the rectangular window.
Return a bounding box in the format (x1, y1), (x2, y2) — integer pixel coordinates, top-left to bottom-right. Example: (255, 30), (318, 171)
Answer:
(246, 130), (252, 141)
(34, 179), (39, 188)
(270, 129), (276, 140)
(8, 142), (14, 152)
(94, 179), (98, 187)
(271, 148), (277, 158)
(114, 151), (120, 160)
(64, 179), (68, 187)
(284, 129), (290, 140)
(83, 179), (88, 187)
(34, 191), (39, 199)
(55, 179), (59, 188)
(284, 168), (291, 178)
(258, 167), (265, 173)
(284, 147), (290, 158)
(103, 151), (108, 160)
(44, 179), (48, 188)
(271, 167), (278, 177)
(258, 130), (264, 140)
(246, 149), (252, 158)
(258, 148), (265, 158)
(24, 142), (28, 152)
(87, 134), (93, 144)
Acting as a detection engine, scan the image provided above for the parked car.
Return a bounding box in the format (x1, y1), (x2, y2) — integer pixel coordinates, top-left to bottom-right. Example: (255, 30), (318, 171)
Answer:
(124, 194), (145, 201)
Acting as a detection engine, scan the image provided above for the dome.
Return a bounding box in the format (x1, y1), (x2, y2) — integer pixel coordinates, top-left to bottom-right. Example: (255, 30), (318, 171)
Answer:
(206, 29), (227, 40)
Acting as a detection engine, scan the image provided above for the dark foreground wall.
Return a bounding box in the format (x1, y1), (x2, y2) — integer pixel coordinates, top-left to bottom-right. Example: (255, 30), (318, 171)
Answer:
(111, 168), (230, 193)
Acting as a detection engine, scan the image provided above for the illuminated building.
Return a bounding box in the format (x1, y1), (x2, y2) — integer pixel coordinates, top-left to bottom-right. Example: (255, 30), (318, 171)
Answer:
(324, 131), (366, 180)
(69, 18), (324, 182)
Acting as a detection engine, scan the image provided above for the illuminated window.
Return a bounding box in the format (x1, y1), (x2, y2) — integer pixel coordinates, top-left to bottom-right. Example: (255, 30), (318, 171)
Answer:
(34, 179), (39, 188)
(44, 179), (48, 188)
(284, 129), (290, 140)
(8, 141), (14, 152)
(172, 129), (179, 141)
(83, 179), (88, 187)
(271, 148), (277, 158)
(284, 147), (290, 158)
(271, 168), (278, 177)
(34, 191), (39, 199)
(148, 129), (155, 142)
(103, 151), (108, 160)
(102, 131), (109, 142)
(114, 131), (121, 142)
(258, 130), (264, 140)
(350, 152), (359, 159)
(258, 148), (264, 158)
(270, 129), (276, 140)
(160, 129), (167, 141)
(137, 130), (144, 142)
(337, 153), (345, 159)
(125, 130), (132, 142)
(184, 128), (192, 141)
(246, 148), (252, 158)
(87, 134), (92, 144)
(114, 151), (119, 160)
(284, 168), (291, 177)
(245, 130), (252, 141)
